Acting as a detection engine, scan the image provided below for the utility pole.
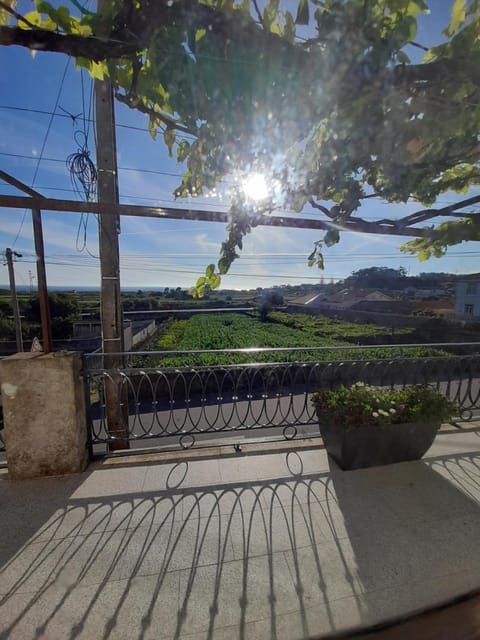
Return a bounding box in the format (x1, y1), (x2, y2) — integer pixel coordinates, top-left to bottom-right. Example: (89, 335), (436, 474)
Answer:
(95, 37), (129, 450)
(5, 248), (23, 352)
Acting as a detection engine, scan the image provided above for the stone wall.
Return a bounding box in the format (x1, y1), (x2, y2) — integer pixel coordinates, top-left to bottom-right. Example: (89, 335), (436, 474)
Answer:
(0, 352), (88, 479)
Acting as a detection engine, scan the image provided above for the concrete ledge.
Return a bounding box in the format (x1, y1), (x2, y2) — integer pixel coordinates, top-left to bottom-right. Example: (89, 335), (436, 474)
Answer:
(0, 351), (88, 480)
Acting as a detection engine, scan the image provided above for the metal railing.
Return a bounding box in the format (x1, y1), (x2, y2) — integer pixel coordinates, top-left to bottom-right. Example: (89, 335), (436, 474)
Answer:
(0, 389), (4, 453)
(83, 344), (480, 453)
(0, 418), (4, 453)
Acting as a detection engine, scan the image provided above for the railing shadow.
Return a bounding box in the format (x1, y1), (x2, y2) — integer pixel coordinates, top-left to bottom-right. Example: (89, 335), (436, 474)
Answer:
(1, 447), (480, 639)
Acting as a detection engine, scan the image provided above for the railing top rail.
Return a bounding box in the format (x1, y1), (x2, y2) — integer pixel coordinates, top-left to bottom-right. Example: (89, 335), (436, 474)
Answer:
(83, 342), (480, 358)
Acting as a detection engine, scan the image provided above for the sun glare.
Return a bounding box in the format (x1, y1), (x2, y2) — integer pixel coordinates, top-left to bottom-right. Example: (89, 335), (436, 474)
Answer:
(242, 172), (269, 202)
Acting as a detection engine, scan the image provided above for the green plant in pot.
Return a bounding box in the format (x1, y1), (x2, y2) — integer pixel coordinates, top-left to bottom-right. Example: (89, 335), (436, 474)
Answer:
(312, 383), (457, 470)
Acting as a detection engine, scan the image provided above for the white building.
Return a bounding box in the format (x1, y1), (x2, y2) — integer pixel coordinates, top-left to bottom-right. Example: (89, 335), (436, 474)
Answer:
(455, 280), (480, 319)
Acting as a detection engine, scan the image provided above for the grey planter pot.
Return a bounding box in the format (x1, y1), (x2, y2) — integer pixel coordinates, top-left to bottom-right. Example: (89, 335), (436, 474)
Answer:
(318, 419), (440, 470)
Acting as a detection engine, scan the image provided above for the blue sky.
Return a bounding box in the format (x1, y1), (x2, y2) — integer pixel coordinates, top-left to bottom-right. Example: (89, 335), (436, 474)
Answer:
(0, 0), (479, 290)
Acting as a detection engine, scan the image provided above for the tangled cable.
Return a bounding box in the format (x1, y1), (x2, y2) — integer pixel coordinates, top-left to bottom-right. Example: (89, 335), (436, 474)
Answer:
(66, 130), (97, 202)
(66, 131), (98, 254)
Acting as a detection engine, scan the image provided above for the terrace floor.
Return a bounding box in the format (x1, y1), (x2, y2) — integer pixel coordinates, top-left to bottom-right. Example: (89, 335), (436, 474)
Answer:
(1, 425), (480, 640)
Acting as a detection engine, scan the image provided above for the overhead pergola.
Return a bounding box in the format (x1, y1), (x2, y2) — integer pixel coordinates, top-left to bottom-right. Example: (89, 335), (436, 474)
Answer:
(3, 167), (480, 355)
(5, 186), (480, 237)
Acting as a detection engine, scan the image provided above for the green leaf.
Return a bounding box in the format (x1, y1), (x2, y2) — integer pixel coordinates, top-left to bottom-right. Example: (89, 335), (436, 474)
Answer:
(0, 0), (15, 26)
(20, 11), (52, 29)
(397, 50), (410, 64)
(89, 61), (106, 81)
(205, 263), (215, 278)
(163, 129), (176, 157)
(209, 274), (221, 289)
(195, 28), (206, 42)
(406, 0), (429, 17)
(217, 257), (230, 275)
(283, 11), (296, 42)
(295, 0), (309, 25)
(148, 115), (157, 140)
(196, 276), (206, 287)
(75, 57), (106, 81)
(447, 0), (466, 35)
(263, 0), (279, 30)
(176, 140), (190, 162)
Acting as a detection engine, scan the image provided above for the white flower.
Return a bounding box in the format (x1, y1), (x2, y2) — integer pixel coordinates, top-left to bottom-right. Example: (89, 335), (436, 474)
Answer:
(379, 409), (389, 417)
(389, 408), (396, 415)
(372, 411), (379, 418)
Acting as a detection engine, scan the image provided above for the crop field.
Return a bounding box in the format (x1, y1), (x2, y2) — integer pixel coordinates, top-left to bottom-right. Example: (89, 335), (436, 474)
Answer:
(136, 312), (442, 367)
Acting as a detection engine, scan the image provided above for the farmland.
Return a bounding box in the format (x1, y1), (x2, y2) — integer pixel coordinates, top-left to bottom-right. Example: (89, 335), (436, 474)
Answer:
(137, 312), (443, 367)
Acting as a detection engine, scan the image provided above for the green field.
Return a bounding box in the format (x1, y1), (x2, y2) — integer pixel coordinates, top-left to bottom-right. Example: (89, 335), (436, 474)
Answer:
(136, 312), (442, 367)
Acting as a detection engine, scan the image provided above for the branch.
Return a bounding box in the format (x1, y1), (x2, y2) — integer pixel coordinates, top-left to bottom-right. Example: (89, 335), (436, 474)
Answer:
(338, 217), (429, 237)
(114, 91), (198, 137)
(0, 26), (138, 59)
(308, 197), (333, 217)
(1, 2), (307, 64)
(359, 196), (480, 231)
(409, 41), (429, 52)
(0, 0), (37, 29)
(399, 195), (480, 227)
(390, 55), (480, 89)
(360, 192), (383, 199)
(251, 0), (265, 29)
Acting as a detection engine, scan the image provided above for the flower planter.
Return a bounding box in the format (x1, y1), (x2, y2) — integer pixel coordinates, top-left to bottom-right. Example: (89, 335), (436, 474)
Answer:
(318, 419), (440, 470)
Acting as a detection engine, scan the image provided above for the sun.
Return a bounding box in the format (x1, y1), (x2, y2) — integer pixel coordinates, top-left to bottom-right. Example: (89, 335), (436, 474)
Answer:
(242, 173), (269, 202)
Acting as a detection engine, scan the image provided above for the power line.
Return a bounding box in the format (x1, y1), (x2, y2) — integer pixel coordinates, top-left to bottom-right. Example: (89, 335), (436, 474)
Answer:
(0, 104), (197, 141)
(11, 60), (71, 247)
(14, 258), (331, 279)
(40, 250), (480, 259)
(0, 150), (472, 211)
(2, 169), (471, 219)
(0, 151), (189, 178)
(17, 250), (480, 270)
(6, 183), (231, 209)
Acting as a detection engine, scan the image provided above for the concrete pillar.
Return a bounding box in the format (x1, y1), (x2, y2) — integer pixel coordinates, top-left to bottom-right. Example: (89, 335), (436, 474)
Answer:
(0, 352), (88, 480)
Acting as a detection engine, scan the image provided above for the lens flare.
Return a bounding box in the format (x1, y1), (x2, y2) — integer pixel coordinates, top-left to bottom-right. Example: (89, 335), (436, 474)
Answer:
(242, 173), (269, 202)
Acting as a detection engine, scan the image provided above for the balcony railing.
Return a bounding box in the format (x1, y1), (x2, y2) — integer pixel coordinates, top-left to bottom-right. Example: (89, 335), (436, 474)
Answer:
(83, 344), (480, 453)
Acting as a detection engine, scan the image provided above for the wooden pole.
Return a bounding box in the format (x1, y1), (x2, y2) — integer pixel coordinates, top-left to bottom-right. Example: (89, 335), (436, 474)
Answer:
(31, 208), (53, 353)
(95, 69), (129, 450)
(5, 247), (23, 352)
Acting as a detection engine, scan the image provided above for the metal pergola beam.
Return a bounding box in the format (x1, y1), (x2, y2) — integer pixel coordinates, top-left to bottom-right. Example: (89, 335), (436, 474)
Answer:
(0, 173), (52, 352)
(0, 170), (45, 198)
(0, 194), (431, 237)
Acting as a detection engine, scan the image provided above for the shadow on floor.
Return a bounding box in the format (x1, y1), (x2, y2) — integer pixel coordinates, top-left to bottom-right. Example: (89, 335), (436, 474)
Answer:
(1, 448), (480, 640)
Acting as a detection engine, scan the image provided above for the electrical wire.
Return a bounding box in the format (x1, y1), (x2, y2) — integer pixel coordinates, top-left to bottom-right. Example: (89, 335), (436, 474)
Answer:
(6, 180), (475, 219)
(0, 149), (471, 207)
(0, 152), (185, 178)
(0, 104), (197, 142)
(18, 249), (480, 266)
(66, 132), (97, 202)
(11, 60), (71, 246)
(14, 256), (476, 282)
(64, 70), (97, 254)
